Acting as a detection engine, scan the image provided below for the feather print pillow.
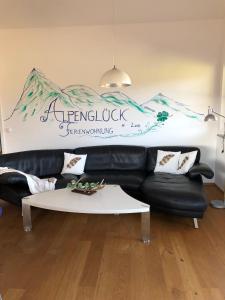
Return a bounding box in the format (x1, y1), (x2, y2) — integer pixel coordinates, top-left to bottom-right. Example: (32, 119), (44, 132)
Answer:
(154, 150), (181, 174)
(61, 153), (87, 175)
(176, 151), (198, 174)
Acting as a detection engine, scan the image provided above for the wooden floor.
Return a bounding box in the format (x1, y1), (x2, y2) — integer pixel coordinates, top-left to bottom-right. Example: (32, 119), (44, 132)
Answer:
(0, 185), (225, 300)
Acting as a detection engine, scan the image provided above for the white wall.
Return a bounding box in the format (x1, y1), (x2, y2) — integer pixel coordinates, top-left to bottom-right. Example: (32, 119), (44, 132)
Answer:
(0, 20), (224, 176)
(215, 27), (225, 190)
(216, 136), (225, 189)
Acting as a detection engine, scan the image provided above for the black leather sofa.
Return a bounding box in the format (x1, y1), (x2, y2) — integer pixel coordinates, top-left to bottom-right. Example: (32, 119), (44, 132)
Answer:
(0, 145), (214, 221)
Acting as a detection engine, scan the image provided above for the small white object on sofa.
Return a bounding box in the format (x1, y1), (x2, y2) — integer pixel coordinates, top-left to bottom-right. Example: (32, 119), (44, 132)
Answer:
(61, 153), (87, 175)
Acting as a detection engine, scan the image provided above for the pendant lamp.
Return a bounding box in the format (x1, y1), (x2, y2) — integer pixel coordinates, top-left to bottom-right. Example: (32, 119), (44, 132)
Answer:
(100, 65), (132, 88)
(99, 0), (132, 88)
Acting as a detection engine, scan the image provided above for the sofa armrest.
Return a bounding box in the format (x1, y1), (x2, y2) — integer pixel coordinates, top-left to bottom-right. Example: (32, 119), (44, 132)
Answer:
(0, 172), (28, 186)
(188, 163), (214, 179)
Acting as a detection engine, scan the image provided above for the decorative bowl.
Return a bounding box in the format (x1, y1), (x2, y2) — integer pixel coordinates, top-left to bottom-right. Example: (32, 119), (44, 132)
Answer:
(67, 179), (105, 195)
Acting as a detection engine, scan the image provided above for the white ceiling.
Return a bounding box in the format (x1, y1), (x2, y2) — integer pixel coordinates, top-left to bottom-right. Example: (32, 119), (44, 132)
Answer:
(0, 0), (224, 28)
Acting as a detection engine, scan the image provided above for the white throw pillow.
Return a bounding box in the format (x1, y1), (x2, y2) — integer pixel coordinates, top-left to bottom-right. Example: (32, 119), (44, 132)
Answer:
(154, 150), (181, 174)
(176, 151), (198, 175)
(61, 153), (87, 175)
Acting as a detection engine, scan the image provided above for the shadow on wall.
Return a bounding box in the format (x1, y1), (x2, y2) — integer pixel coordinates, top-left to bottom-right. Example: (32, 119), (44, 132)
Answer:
(117, 21), (223, 105)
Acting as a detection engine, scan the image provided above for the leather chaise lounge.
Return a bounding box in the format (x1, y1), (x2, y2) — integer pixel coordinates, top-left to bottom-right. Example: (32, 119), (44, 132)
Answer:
(0, 145), (214, 227)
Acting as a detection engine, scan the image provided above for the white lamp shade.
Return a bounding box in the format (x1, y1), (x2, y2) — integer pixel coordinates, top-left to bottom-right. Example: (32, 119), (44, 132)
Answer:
(100, 66), (132, 88)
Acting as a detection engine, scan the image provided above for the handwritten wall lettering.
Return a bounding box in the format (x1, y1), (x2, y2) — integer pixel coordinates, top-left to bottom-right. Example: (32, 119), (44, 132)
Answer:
(40, 99), (128, 123)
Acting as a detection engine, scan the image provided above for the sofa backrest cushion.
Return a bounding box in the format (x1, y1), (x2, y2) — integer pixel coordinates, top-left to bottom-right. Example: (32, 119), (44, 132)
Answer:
(74, 145), (147, 171)
(0, 149), (73, 177)
(146, 146), (200, 172)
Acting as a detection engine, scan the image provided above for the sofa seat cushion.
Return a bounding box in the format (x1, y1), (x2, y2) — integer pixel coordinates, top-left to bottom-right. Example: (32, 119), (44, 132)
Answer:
(141, 173), (207, 212)
(0, 172), (77, 189)
(80, 171), (146, 188)
(0, 174), (78, 206)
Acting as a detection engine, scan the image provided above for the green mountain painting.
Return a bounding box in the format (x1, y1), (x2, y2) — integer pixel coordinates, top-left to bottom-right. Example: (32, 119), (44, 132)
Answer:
(5, 68), (203, 138)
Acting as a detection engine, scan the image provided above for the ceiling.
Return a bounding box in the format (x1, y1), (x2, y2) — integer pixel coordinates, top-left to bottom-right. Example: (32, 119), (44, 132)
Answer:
(0, 0), (224, 28)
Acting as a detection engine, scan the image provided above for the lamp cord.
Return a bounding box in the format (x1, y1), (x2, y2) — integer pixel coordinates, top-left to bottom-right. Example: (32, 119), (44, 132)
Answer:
(222, 137), (224, 153)
(222, 122), (225, 153)
(112, 0), (116, 67)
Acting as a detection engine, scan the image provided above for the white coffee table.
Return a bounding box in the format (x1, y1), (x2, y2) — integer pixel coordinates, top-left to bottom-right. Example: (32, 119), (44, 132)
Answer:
(22, 185), (150, 243)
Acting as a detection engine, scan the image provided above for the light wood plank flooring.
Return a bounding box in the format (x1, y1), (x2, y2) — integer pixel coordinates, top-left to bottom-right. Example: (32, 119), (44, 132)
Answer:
(0, 184), (224, 300)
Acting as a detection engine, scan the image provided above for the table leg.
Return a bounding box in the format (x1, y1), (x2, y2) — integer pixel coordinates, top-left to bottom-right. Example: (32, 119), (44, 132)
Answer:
(141, 209), (150, 244)
(22, 203), (32, 232)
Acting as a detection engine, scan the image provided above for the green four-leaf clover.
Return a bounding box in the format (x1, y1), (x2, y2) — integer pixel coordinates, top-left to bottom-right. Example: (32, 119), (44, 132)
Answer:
(157, 111), (169, 122)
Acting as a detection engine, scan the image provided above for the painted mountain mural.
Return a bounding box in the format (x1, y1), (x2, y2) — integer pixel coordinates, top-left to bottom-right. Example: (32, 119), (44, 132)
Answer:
(6, 69), (151, 121)
(141, 93), (203, 119)
(6, 68), (203, 138)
